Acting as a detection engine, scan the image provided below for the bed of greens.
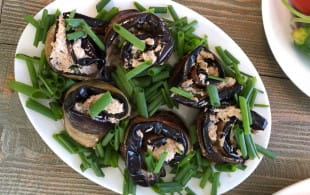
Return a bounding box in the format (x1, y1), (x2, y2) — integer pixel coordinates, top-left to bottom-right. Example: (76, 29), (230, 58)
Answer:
(10, 0), (276, 194)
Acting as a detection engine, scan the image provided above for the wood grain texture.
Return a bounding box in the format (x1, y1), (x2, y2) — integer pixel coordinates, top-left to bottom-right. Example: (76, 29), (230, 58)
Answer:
(1, 0), (310, 195)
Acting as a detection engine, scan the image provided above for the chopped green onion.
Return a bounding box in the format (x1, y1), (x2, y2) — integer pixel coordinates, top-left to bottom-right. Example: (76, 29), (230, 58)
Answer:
(134, 1), (146, 12)
(200, 168), (212, 189)
(149, 6), (168, 13)
(38, 74), (54, 96)
(255, 144), (277, 159)
(215, 163), (237, 172)
(224, 49), (240, 64)
(240, 77), (257, 101)
(181, 20), (198, 32)
(170, 87), (194, 99)
(145, 81), (163, 97)
(180, 168), (195, 186)
(167, 5), (179, 21)
(174, 163), (192, 182)
(148, 95), (164, 116)
(15, 53), (41, 64)
(232, 63), (243, 84)
(78, 152), (90, 170)
(123, 169), (136, 195)
(111, 72), (132, 98)
(90, 160), (105, 177)
(233, 126), (248, 158)
(24, 15), (40, 28)
(215, 46), (233, 66)
(132, 76), (152, 88)
(151, 70), (170, 83)
(102, 7), (119, 22)
(40, 9), (49, 42)
(53, 133), (76, 153)
(153, 152), (168, 174)
(96, 143), (104, 158)
(147, 65), (167, 76)
(66, 31), (86, 41)
(244, 134), (256, 159)
(178, 151), (196, 167)
(211, 172), (220, 195)
(206, 84), (220, 107)
(177, 31), (185, 57)
(134, 87), (148, 118)
(66, 19), (105, 50)
(25, 60), (38, 88)
(248, 88), (258, 109)
(239, 96), (251, 134)
(89, 92), (113, 118)
(125, 61), (152, 80)
(101, 130), (114, 146)
(49, 101), (63, 120)
(185, 187), (196, 195)
(96, 9), (107, 20)
(33, 26), (43, 47)
(208, 75), (226, 82)
(254, 104), (269, 107)
(7, 80), (48, 99)
(161, 88), (174, 108)
(113, 23), (146, 51)
(144, 152), (155, 171)
(26, 98), (56, 120)
(155, 182), (183, 193)
(96, 0), (111, 12)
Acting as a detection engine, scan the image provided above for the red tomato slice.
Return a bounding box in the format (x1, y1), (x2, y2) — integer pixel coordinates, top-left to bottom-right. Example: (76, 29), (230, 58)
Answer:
(291, 0), (310, 15)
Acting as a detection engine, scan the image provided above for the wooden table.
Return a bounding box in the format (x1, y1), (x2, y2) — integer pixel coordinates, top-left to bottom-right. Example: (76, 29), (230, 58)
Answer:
(1, 0), (310, 194)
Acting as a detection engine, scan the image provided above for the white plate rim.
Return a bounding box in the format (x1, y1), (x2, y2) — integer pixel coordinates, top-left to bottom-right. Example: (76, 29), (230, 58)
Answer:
(14, 0), (272, 194)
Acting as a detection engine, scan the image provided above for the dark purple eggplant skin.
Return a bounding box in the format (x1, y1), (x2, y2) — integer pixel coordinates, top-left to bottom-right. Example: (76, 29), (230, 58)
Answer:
(121, 111), (191, 186)
(63, 80), (130, 135)
(251, 111), (268, 130)
(196, 108), (245, 164)
(170, 45), (242, 108)
(104, 9), (173, 67)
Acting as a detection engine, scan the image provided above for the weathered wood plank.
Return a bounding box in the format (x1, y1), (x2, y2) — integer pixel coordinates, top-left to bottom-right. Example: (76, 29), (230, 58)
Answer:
(0, 0), (286, 79)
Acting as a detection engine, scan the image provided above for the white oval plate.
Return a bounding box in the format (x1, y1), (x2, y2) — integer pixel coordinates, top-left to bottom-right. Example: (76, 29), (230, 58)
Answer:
(15, 0), (271, 194)
(262, 0), (310, 97)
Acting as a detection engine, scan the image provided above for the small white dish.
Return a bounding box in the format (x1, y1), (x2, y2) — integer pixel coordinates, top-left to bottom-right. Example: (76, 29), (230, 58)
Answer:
(274, 178), (310, 195)
(262, 0), (310, 97)
(15, 0), (272, 194)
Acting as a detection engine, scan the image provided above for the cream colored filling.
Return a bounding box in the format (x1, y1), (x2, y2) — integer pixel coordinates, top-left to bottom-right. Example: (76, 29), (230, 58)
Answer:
(147, 138), (184, 162)
(196, 50), (219, 77)
(128, 38), (162, 68)
(50, 15), (75, 73)
(74, 93), (124, 122)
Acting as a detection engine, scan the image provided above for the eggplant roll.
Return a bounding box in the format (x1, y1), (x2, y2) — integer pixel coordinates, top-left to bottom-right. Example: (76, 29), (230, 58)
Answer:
(45, 12), (106, 80)
(104, 10), (173, 70)
(196, 102), (268, 164)
(63, 80), (130, 147)
(121, 111), (191, 186)
(170, 45), (242, 108)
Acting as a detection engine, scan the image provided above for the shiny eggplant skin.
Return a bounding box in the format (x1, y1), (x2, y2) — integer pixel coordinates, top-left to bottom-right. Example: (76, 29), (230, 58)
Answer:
(170, 45), (242, 108)
(121, 111), (191, 186)
(45, 13), (106, 81)
(63, 80), (130, 147)
(104, 10), (173, 69)
(196, 106), (244, 164)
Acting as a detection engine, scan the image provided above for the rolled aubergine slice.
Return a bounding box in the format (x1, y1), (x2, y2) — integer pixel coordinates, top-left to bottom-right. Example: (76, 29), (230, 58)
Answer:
(63, 80), (130, 148)
(170, 45), (243, 108)
(45, 12), (106, 80)
(196, 102), (268, 164)
(121, 111), (191, 186)
(104, 9), (173, 70)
